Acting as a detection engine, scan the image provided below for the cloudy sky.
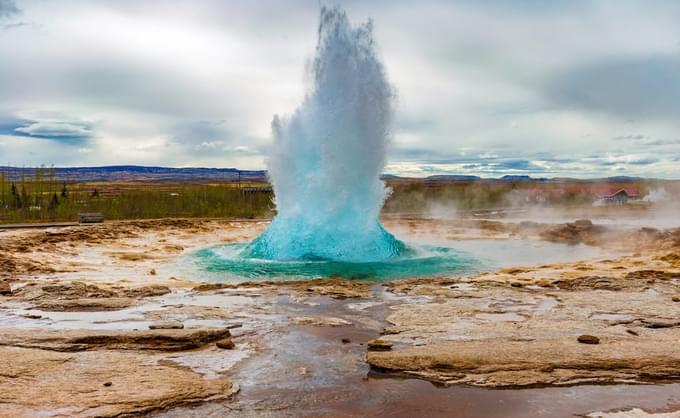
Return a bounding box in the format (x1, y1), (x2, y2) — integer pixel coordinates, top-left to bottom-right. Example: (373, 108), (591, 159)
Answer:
(0, 0), (679, 178)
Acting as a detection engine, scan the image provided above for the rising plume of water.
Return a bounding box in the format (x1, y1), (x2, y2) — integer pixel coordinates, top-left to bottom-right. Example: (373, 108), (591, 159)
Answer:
(245, 6), (405, 262)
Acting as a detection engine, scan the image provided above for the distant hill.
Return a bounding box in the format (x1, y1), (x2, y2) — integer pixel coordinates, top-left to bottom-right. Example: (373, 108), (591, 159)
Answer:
(0, 165), (267, 182)
(0, 165), (659, 183)
(425, 175), (481, 181)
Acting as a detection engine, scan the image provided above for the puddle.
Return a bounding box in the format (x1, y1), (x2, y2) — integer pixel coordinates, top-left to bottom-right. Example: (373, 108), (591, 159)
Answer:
(164, 346), (252, 379)
(0, 290), (254, 331)
(536, 298), (559, 313)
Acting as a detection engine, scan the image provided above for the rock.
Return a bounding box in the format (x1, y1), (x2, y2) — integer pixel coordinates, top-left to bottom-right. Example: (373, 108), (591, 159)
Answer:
(13, 281), (117, 300)
(341, 338), (351, 344)
(123, 285), (171, 298)
(367, 338), (680, 387)
(672, 296), (680, 302)
(192, 283), (234, 292)
(367, 339), (393, 351)
(215, 338), (235, 349)
(0, 327), (231, 352)
(577, 335), (600, 344)
(574, 219), (594, 228)
(149, 320), (184, 330)
(0, 281), (12, 296)
(292, 316), (351, 327)
(22, 314), (42, 320)
(0, 346), (236, 417)
(626, 329), (639, 336)
(149, 269), (157, 276)
(536, 279), (553, 288)
(539, 220), (607, 245)
(642, 319), (679, 329)
(112, 252), (153, 262)
(36, 297), (135, 312)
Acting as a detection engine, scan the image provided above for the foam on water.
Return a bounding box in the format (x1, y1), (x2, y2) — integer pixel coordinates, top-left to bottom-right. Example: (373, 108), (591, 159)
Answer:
(197, 243), (479, 281)
(244, 6), (404, 262)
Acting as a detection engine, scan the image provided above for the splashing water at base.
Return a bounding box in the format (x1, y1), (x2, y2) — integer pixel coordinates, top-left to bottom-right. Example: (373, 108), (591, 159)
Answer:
(244, 6), (404, 262)
(198, 7), (477, 280)
(197, 243), (479, 281)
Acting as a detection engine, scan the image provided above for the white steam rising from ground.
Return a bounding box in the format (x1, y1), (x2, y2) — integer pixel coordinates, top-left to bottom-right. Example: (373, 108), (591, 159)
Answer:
(643, 188), (671, 203)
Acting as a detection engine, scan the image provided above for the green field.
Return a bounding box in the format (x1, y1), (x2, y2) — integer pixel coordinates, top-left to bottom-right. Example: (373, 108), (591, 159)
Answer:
(1, 167), (676, 224)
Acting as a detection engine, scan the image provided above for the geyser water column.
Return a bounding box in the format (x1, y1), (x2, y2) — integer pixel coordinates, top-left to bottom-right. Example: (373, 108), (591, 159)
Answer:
(245, 6), (405, 262)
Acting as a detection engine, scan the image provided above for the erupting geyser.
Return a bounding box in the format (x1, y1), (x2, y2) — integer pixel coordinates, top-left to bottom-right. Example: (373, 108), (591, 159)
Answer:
(245, 6), (405, 262)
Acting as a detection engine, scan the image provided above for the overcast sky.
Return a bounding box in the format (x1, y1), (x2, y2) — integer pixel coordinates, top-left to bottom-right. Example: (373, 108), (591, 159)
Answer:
(1, 0), (679, 178)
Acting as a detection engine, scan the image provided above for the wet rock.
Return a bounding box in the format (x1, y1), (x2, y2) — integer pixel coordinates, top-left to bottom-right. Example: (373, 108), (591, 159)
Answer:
(0, 346), (236, 417)
(367, 339), (393, 351)
(36, 297), (135, 312)
(577, 335), (600, 344)
(192, 283), (235, 292)
(367, 338), (680, 387)
(215, 338), (235, 349)
(0, 327), (231, 352)
(292, 316), (351, 326)
(193, 278), (370, 298)
(149, 320), (184, 330)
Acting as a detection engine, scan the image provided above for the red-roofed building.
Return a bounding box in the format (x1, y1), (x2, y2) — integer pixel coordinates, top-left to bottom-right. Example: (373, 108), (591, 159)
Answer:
(595, 188), (640, 205)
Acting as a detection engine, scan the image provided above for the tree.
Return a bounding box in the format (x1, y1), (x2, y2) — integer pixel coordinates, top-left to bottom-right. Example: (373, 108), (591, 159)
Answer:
(10, 183), (21, 209)
(49, 193), (59, 212)
(61, 183), (68, 198)
(91, 188), (100, 198)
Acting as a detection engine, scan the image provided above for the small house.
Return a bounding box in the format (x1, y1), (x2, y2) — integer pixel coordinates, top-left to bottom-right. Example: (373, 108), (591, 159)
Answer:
(595, 188), (640, 205)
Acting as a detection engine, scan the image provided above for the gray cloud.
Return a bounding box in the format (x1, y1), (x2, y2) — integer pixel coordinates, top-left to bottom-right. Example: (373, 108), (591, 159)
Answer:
(0, 0), (19, 19)
(0, 0), (679, 178)
(0, 118), (93, 145)
(547, 55), (680, 120)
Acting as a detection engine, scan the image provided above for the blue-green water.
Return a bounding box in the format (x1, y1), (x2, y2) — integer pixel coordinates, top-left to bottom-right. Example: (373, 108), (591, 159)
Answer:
(194, 243), (480, 281)
(251, 7), (406, 263)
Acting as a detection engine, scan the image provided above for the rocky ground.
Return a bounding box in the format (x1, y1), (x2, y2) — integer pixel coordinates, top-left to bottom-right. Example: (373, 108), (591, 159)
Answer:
(1, 214), (680, 417)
